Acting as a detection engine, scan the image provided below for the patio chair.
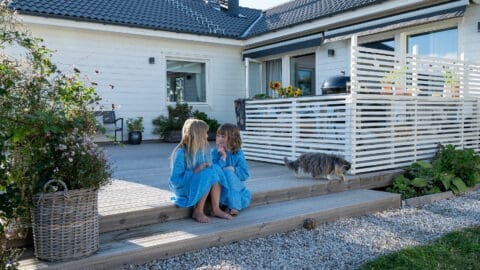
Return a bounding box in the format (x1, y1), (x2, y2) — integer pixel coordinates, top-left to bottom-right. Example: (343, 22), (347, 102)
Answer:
(95, 111), (124, 142)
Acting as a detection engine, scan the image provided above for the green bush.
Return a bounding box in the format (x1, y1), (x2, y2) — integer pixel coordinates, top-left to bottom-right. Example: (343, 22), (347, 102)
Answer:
(192, 110), (220, 132)
(152, 103), (192, 137)
(433, 144), (480, 187)
(0, 0), (111, 258)
(126, 117), (144, 132)
(152, 104), (220, 138)
(387, 145), (479, 199)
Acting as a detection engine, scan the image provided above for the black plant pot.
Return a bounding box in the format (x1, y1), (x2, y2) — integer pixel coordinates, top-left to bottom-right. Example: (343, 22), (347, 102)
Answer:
(128, 131), (142, 145)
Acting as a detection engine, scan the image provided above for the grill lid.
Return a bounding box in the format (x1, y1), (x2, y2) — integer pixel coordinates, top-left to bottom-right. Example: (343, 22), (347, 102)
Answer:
(321, 75), (350, 90)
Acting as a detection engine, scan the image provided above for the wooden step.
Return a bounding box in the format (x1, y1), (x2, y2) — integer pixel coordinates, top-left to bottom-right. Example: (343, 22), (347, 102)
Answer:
(20, 189), (401, 270)
(99, 169), (400, 233)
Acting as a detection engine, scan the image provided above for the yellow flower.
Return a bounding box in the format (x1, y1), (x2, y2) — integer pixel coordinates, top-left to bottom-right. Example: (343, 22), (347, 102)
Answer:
(277, 88), (284, 96)
(294, 88), (302, 97)
(286, 87), (293, 96)
(269, 81), (275, 89)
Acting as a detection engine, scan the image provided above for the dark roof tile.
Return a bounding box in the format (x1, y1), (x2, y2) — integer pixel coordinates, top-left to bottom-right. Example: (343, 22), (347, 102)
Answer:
(10, 0), (262, 39)
(247, 0), (385, 37)
(9, 0), (387, 39)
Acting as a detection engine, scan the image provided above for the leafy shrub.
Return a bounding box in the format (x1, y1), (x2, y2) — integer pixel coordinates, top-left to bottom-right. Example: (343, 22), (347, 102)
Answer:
(0, 0), (111, 252)
(432, 144), (480, 187)
(152, 103), (192, 138)
(387, 145), (480, 199)
(126, 117), (144, 132)
(152, 104), (220, 140)
(192, 110), (220, 132)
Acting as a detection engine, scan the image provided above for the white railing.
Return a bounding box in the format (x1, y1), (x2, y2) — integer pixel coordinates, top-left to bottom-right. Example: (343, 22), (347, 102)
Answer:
(349, 46), (480, 174)
(241, 95), (350, 164)
(242, 46), (480, 174)
(350, 95), (480, 174)
(351, 46), (480, 98)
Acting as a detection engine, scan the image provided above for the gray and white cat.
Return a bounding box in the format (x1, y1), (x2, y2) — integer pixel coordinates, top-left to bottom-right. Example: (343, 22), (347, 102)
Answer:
(284, 153), (351, 181)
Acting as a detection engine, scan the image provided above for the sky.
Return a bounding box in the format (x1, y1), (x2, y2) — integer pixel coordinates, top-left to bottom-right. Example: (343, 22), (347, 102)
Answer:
(239, 0), (291, 10)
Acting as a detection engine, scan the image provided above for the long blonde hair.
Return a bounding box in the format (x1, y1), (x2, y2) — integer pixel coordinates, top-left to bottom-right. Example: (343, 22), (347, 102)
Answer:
(171, 118), (209, 168)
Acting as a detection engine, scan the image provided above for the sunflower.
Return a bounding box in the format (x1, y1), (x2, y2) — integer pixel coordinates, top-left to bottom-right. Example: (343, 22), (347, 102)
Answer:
(294, 88), (302, 97)
(273, 81), (282, 90)
(286, 87), (293, 96)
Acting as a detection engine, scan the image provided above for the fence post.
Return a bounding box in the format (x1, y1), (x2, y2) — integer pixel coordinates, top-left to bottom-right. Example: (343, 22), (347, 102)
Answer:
(349, 34), (358, 174)
(291, 99), (297, 159)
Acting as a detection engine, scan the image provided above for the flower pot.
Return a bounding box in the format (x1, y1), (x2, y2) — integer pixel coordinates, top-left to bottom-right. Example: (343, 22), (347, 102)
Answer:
(128, 131), (142, 145)
(162, 130), (182, 143)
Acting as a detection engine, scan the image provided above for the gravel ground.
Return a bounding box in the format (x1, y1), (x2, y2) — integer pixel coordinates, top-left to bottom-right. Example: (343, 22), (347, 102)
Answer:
(126, 190), (480, 270)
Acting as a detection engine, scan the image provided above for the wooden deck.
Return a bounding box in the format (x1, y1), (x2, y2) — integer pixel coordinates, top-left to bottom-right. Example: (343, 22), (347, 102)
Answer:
(98, 142), (400, 232)
(18, 142), (403, 269)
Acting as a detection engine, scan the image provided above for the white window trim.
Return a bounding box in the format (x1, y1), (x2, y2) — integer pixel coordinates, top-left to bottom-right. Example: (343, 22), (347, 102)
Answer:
(165, 56), (210, 105)
(288, 51), (317, 96)
(357, 18), (460, 58)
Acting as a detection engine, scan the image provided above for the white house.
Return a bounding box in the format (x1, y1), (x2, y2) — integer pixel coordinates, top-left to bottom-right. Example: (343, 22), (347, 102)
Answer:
(7, 0), (480, 144)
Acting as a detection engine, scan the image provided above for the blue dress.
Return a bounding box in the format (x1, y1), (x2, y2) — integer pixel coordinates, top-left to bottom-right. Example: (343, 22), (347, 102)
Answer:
(211, 148), (251, 210)
(169, 147), (226, 208)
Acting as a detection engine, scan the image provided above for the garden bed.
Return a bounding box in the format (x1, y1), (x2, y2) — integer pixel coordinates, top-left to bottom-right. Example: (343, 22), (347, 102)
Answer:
(402, 183), (480, 207)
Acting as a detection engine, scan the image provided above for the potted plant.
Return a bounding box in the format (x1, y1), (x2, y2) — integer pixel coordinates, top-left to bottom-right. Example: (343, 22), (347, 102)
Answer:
(443, 69), (460, 98)
(127, 117), (144, 145)
(152, 103), (192, 142)
(1, 4), (111, 262)
(192, 110), (220, 140)
(381, 66), (408, 95)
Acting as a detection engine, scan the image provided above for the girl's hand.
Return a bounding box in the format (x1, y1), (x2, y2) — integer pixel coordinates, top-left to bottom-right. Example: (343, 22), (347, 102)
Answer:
(194, 162), (211, 173)
(218, 146), (227, 160)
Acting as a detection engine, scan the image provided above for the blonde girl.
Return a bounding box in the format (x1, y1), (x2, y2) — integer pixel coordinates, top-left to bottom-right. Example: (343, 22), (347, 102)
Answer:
(169, 119), (231, 223)
(211, 123), (251, 216)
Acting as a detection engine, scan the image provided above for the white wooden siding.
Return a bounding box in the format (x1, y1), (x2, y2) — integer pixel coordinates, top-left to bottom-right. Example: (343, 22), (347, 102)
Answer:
(24, 24), (245, 140)
(463, 4), (480, 63)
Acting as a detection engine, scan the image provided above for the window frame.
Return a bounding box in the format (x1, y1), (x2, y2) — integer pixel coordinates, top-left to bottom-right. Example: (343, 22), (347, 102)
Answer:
(289, 52), (316, 96)
(165, 57), (210, 105)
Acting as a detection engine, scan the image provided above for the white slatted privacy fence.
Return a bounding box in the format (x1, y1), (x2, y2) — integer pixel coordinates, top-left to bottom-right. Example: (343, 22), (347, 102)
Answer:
(242, 46), (480, 175)
(351, 46), (480, 98)
(241, 95), (350, 164)
(351, 95), (480, 174)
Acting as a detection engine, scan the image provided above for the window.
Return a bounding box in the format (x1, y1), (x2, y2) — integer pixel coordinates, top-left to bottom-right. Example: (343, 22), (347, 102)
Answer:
(407, 28), (458, 58)
(290, 53), (315, 96)
(362, 39), (395, 51)
(167, 60), (206, 102)
(265, 59), (282, 90)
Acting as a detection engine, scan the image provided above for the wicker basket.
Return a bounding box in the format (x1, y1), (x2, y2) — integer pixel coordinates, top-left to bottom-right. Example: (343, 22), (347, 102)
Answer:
(31, 180), (99, 261)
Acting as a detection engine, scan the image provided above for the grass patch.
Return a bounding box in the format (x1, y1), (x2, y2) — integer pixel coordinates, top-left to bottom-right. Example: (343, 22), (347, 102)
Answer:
(360, 226), (480, 270)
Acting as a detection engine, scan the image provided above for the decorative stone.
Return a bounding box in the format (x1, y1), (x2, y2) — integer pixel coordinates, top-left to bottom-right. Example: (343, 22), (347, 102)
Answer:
(303, 218), (317, 230)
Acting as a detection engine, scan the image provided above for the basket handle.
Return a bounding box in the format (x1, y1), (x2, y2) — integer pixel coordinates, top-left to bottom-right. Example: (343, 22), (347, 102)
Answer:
(42, 179), (68, 193)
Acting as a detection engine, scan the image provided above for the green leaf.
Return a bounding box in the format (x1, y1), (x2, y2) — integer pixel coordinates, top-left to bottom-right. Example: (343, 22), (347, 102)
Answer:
(439, 173), (454, 190)
(411, 177), (428, 188)
(451, 177), (468, 194)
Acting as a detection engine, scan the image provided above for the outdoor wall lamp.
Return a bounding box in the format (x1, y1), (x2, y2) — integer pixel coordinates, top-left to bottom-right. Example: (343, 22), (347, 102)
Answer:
(328, 49), (335, 57)
(149, 57), (155, 64)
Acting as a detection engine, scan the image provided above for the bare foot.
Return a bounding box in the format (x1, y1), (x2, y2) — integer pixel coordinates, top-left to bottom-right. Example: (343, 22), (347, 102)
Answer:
(192, 212), (209, 223)
(229, 209), (239, 216)
(212, 209), (232, 220)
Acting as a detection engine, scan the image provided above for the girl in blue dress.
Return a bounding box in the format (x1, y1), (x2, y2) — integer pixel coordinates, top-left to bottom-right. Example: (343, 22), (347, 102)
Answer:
(211, 123), (251, 216)
(169, 119), (232, 223)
